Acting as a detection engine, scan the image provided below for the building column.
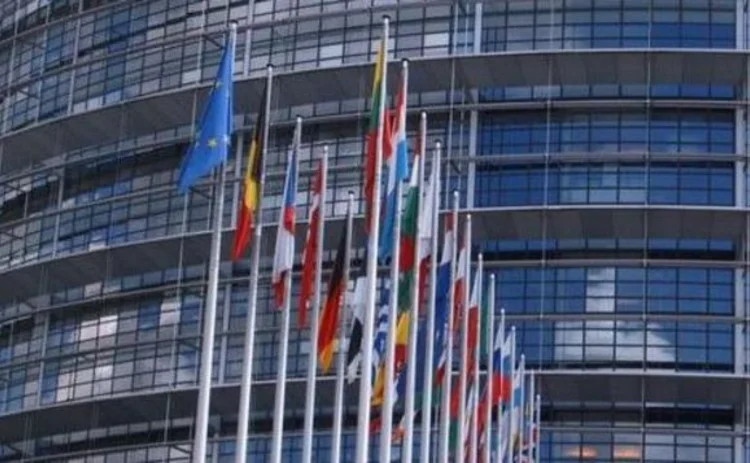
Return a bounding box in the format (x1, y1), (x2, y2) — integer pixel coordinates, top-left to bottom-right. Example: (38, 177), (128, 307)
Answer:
(218, 283), (232, 383)
(735, 2), (749, 458)
(466, 2), (482, 209)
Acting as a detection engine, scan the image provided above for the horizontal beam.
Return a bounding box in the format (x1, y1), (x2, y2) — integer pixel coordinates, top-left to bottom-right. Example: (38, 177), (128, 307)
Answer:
(1, 49), (748, 174)
(0, 369), (745, 443)
(0, 205), (747, 303)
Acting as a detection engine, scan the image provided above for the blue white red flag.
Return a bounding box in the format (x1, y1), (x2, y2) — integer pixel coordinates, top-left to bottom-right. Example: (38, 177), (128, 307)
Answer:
(271, 147), (298, 309)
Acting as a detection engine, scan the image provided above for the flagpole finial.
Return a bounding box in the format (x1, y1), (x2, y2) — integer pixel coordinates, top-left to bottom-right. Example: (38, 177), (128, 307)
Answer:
(229, 20), (238, 30)
(511, 325), (516, 333)
(383, 14), (391, 21)
(421, 111), (427, 120)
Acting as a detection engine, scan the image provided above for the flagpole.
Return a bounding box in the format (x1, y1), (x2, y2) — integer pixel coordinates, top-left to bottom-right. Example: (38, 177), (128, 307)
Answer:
(437, 190), (459, 463)
(515, 354), (526, 463)
(332, 192), (355, 463)
(526, 370), (535, 463)
(469, 253), (483, 463)
(301, 147), (328, 463)
(416, 140), (440, 462)
(191, 24), (235, 463)
(355, 15), (388, 463)
(193, 155), (226, 463)
(380, 178), (402, 461)
(482, 274), (495, 463)
(269, 117), (301, 463)
(534, 393), (541, 463)
(495, 309), (506, 463)
(507, 327), (517, 463)
(403, 110), (426, 462)
(456, 213), (472, 463)
(235, 64), (273, 463)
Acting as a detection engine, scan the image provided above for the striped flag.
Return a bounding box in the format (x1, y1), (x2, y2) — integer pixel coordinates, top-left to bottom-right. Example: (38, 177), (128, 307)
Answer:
(417, 136), (435, 314)
(232, 83), (268, 260)
(378, 70), (409, 261)
(433, 215), (455, 388)
(363, 40), (387, 236)
(271, 148), (298, 309)
(317, 216), (352, 372)
(449, 263), (480, 449)
(477, 331), (513, 452)
(453, 244), (467, 332)
(298, 162), (323, 327)
(372, 147), (420, 405)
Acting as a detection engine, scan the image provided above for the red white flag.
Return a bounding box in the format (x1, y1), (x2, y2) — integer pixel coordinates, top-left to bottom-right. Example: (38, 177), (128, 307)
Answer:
(298, 162), (323, 327)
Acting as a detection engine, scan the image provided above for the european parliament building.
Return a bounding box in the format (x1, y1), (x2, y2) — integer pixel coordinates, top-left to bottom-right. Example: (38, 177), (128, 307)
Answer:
(0, 0), (748, 461)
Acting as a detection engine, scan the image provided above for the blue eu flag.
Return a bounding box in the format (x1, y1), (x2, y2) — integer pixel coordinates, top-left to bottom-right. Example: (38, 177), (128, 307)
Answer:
(177, 30), (235, 194)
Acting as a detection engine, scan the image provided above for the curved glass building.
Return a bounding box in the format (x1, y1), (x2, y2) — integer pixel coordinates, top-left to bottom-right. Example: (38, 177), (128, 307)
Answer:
(0, 0), (748, 461)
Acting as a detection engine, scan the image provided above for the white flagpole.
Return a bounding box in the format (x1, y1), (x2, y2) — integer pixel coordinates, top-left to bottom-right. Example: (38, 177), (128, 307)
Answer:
(456, 214), (472, 463)
(417, 140), (441, 462)
(495, 309), (506, 463)
(380, 57), (409, 462)
(534, 393), (541, 463)
(403, 111), (426, 462)
(192, 23), (235, 463)
(515, 355), (526, 463)
(379, 174), (403, 461)
(507, 326), (517, 463)
(301, 147), (328, 463)
(355, 15), (388, 463)
(269, 116), (301, 463)
(482, 274), (495, 463)
(235, 64), (273, 463)
(193, 142), (227, 462)
(469, 253), (483, 463)
(332, 192), (355, 463)
(527, 371), (535, 463)
(437, 190), (459, 463)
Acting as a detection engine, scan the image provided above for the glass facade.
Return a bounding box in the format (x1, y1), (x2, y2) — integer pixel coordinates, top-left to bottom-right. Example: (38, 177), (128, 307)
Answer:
(1, 0), (749, 462)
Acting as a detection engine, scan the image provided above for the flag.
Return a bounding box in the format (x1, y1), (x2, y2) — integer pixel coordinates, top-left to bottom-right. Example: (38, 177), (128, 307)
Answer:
(317, 217), (351, 372)
(477, 331), (513, 452)
(372, 149), (420, 406)
(271, 148), (298, 309)
(465, 267), (481, 385)
(433, 215), (454, 389)
(363, 41), (387, 235)
(370, 290), (390, 391)
(346, 249), (368, 383)
(462, 270), (482, 455)
(298, 162), (323, 327)
(417, 146), (436, 314)
(378, 71), (409, 261)
(453, 244), (467, 333)
(232, 82), (269, 260)
(448, 263), (480, 451)
(510, 360), (525, 452)
(177, 32), (233, 193)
